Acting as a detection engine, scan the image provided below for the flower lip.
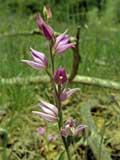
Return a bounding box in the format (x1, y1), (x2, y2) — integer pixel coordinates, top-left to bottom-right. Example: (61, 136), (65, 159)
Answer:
(54, 68), (67, 85)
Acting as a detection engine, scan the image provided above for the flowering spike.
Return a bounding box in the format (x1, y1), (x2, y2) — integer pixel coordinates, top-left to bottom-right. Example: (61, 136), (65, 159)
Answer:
(36, 14), (54, 40)
(54, 68), (67, 85)
(60, 88), (80, 101)
(22, 48), (48, 70)
(32, 101), (58, 122)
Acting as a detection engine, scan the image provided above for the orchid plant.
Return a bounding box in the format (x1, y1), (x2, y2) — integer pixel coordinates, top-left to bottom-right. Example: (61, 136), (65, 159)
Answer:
(22, 12), (87, 160)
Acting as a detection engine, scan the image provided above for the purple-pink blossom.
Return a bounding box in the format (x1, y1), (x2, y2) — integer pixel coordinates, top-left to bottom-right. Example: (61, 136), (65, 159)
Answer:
(74, 125), (87, 136)
(60, 88), (80, 101)
(48, 134), (57, 142)
(60, 128), (70, 137)
(36, 14), (54, 40)
(32, 101), (58, 122)
(22, 48), (48, 70)
(54, 31), (76, 54)
(54, 68), (67, 85)
(60, 118), (87, 137)
(37, 127), (46, 136)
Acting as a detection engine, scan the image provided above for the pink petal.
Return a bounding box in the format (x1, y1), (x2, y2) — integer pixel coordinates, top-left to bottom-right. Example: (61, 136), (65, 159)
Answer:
(32, 111), (57, 122)
(37, 127), (46, 135)
(30, 48), (48, 66)
(65, 118), (75, 128)
(55, 30), (68, 46)
(60, 128), (69, 137)
(57, 36), (70, 46)
(42, 24), (54, 40)
(39, 101), (58, 116)
(39, 103), (56, 117)
(48, 134), (57, 142)
(75, 125), (87, 136)
(60, 88), (80, 101)
(36, 14), (45, 30)
(56, 43), (76, 54)
(36, 14), (54, 40)
(22, 60), (45, 70)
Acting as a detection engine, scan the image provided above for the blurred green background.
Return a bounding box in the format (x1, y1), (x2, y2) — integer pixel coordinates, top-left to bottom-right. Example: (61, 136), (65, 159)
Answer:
(0, 0), (120, 159)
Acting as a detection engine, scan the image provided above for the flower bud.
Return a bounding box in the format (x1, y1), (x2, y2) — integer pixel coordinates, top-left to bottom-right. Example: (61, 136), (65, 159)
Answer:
(36, 14), (54, 40)
(43, 5), (52, 20)
(37, 127), (46, 136)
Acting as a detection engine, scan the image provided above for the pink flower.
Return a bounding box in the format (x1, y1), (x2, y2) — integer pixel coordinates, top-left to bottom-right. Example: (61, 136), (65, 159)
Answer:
(60, 88), (80, 101)
(37, 127), (46, 136)
(36, 14), (54, 40)
(74, 125), (87, 136)
(32, 101), (58, 122)
(22, 48), (48, 70)
(65, 118), (75, 128)
(54, 68), (67, 85)
(54, 31), (76, 54)
(48, 134), (57, 142)
(60, 118), (87, 137)
(60, 128), (69, 137)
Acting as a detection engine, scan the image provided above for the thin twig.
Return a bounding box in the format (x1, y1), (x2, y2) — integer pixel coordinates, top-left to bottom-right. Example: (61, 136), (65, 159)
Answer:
(69, 26), (81, 82)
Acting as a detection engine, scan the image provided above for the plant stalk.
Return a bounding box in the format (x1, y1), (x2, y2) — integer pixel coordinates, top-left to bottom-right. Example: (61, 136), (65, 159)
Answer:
(49, 42), (71, 160)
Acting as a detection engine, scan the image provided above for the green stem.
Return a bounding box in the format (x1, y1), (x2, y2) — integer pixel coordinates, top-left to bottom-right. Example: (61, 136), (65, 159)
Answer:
(49, 42), (71, 160)
(61, 136), (71, 160)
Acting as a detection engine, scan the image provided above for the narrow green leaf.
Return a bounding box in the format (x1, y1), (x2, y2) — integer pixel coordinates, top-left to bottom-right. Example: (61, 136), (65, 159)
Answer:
(58, 151), (65, 160)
